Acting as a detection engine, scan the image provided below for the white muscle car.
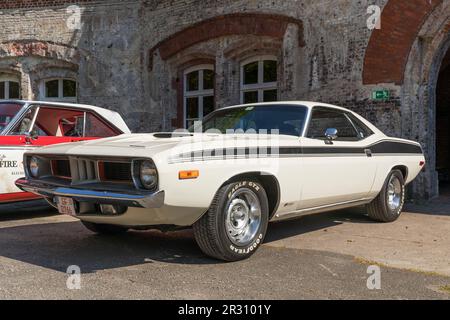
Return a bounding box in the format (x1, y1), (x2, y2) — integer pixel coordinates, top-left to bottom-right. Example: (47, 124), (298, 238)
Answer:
(16, 102), (425, 261)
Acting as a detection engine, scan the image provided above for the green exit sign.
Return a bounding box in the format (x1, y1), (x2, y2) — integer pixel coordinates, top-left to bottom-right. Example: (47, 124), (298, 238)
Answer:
(372, 89), (390, 100)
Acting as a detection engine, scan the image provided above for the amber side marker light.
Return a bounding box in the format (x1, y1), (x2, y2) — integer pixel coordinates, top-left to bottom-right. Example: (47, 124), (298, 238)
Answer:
(179, 170), (199, 180)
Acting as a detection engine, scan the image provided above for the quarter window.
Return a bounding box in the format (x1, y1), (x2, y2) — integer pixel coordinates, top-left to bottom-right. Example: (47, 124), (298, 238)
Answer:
(307, 107), (359, 141)
(241, 57), (278, 104)
(346, 113), (374, 139)
(41, 79), (77, 102)
(184, 65), (215, 128)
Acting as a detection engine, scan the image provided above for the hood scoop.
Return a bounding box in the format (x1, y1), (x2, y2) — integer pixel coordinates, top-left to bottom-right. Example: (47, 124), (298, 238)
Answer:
(153, 132), (193, 139)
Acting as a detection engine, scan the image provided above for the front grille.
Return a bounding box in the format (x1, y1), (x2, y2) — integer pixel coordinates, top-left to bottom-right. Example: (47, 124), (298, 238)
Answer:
(44, 156), (135, 186)
(100, 162), (133, 183)
(51, 160), (71, 179)
(71, 159), (97, 183)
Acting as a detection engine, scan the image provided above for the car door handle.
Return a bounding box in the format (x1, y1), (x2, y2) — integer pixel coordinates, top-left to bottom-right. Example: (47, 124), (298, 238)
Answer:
(364, 149), (372, 157)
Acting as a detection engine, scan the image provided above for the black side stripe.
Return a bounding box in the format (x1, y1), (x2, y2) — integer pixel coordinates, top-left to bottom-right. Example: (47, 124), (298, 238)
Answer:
(170, 140), (423, 162)
(369, 141), (422, 154)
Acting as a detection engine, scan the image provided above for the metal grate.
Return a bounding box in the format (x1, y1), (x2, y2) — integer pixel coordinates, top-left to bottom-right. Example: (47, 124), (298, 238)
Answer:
(51, 160), (71, 179)
(69, 158), (98, 183)
(102, 162), (132, 182)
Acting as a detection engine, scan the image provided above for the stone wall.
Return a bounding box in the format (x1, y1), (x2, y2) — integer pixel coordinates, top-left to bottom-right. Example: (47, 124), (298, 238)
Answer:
(0, 0), (449, 198)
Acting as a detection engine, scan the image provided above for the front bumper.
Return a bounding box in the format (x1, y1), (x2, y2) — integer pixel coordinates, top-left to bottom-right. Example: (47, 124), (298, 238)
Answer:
(15, 178), (165, 209)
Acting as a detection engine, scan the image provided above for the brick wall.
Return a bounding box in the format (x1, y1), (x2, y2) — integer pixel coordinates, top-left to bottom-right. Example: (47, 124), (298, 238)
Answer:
(363, 0), (443, 85)
(0, 0), (99, 9)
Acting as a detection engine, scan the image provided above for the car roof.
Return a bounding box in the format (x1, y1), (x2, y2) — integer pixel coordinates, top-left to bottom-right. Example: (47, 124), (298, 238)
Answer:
(222, 101), (349, 111)
(216, 101), (385, 136)
(0, 99), (130, 134)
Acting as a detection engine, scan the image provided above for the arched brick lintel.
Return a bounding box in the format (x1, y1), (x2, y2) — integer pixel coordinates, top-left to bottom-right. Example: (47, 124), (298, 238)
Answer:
(149, 13), (304, 70)
(363, 0), (443, 85)
(0, 40), (81, 64)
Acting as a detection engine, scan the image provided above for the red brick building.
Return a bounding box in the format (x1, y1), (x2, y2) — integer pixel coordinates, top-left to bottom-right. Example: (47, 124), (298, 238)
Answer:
(0, 0), (448, 199)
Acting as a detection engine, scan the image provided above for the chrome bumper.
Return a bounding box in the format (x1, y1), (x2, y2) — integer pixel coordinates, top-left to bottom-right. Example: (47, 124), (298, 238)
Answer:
(15, 178), (164, 209)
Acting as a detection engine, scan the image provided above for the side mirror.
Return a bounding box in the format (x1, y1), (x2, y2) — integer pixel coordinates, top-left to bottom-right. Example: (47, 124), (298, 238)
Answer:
(324, 128), (338, 143)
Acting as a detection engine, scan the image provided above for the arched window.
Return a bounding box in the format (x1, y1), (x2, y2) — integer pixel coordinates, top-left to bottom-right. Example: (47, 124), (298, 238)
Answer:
(240, 56), (278, 104)
(184, 65), (215, 128)
(0, 74), (20, 99)
(40, 78), (77, 102)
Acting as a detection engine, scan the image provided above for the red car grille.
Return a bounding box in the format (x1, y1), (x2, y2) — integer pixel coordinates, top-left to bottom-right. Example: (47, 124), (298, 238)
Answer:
(98, 161), (133, 184)
(51, 160), (71, 179)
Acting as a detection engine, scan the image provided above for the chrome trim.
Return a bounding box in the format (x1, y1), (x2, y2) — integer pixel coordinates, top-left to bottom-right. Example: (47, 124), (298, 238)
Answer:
(15, 178), (164, 209)
(273, 198), (372, 221)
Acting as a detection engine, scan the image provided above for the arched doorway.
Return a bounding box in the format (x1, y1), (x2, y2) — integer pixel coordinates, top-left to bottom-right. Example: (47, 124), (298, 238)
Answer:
(436, 49), (450, 194)
(362, 0), (448, 199)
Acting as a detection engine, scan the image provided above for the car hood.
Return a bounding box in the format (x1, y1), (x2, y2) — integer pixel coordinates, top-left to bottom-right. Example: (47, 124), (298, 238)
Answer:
(28, 132), (298, 159)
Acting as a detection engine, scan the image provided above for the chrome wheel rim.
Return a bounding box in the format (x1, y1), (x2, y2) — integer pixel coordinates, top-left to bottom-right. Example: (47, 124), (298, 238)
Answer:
(225, 188), (262, 246)
(387, 175), (402, 211)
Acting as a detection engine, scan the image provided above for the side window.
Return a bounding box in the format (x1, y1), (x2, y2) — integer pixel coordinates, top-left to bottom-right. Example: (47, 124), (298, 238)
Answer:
(10, 107), (38, 135)
(32, 107), (84, 137)
(60, 116), (84, 137)
(307, 107), (358, 141)
(84, 112), (117, 137)
(346, 113), (374, 139)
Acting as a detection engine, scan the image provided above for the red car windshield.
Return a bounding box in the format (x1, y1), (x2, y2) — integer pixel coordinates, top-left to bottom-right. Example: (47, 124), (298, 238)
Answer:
(0, 103), (23, 133)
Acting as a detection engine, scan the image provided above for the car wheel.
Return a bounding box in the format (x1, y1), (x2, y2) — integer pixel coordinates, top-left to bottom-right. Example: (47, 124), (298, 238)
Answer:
(81, 221), (128, 234)
(367, 169), (405, 222)
(193, 180), (269, 261)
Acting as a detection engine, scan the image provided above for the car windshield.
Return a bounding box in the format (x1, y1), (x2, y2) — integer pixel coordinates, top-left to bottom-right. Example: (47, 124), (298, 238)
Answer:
(0, 103), (22, 134)
(189, 105), (308, 137)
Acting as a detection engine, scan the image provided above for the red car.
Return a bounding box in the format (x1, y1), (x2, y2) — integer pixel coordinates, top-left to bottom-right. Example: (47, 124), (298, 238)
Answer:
(0, 100), (130, 203)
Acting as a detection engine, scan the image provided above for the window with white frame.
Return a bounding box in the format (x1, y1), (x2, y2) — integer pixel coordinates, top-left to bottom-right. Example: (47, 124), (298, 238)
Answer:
(240, 56), (278, 104)
(40, 78), (77, 102)
(184, 65), (215, 128)
(0, 75), (20, 100)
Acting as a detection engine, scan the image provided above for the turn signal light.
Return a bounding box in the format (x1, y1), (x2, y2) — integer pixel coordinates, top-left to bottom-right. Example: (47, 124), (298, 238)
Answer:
(179, 170), (199, 180)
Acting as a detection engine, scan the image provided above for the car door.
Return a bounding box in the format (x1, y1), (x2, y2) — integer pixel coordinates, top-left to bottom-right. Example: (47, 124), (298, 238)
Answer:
(0, 107), (40, 200)
(298, 106), (377, 210)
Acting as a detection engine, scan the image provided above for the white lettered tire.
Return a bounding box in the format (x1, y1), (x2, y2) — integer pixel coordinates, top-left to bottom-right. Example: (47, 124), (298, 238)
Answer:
(193, 180), (269, 261)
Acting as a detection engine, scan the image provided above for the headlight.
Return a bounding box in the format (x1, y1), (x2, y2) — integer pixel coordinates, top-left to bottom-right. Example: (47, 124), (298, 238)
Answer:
(139, 160), (158, 190)
(29, 156), (40, 178)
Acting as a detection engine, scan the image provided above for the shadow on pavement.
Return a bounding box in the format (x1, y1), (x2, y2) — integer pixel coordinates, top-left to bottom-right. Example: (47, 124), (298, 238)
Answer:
(405, 196), (450, 216)
(0, 200), (57, 221)
(0, 205), (380, 272)
(4, 201), (440, 273)
(265, 206), (376, 243)
(0, 220), (221, 272)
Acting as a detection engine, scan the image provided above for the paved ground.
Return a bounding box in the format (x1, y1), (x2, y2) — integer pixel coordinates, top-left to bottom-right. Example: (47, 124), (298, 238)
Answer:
(0, 199), (449, 299)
